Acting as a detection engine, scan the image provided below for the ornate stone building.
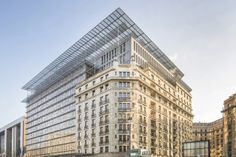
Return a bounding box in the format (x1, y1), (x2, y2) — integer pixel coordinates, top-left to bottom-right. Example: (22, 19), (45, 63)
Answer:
(222, 93), (236, 157)
(193, 118), (224, 157)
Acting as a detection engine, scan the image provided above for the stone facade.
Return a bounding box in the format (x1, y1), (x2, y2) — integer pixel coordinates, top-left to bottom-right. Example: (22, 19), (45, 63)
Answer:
(193, 118), (224, 157)
(75, 37), (192, 157)
(222, 93), (236, 157)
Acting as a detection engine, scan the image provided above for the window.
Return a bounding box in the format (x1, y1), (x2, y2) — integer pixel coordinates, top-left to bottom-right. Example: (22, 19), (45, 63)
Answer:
(105, 74), (109, 79)
(92, 90), (95, 96)
(100, 147), (103, 153)
(105, 146), (109, 152)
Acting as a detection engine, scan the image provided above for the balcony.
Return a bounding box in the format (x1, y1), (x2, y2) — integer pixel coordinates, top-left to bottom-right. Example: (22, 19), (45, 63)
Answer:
(92, 103), (96, 108)
(99, 109), (109, 115)
(118, 129), (130, 134)
(99, 99), (109, 106)
(118, 108), (131, 112)
(138, 99), (146, 105)
(118, 118), (131, 123)
(85, 106), (88, 111)
(78, 136), (81, 140)
(84, 116), (88, 120)
(91, 114), (96, 118)
(78, 118), (82, 122)
(91, 133), (96, 137)
(91, 123), (96, 128)
(84, 125), (89, 130)
(139, 110), (147, 115)
(99, 140), (109, 146)
(78, 109), (81, 113)
(139, 120), (147, 126)
(139, 130), (147, 136)
(78, 127), (82, 131)
(99, 130), (109, 136)
(139, 141), (147, 146)
(99, 120), (109, 125)
(84, 134), (89, 139)
(91, 143), (96, 147)
(84, 144), (89, 148)
(151, 124), (157, 129)
(118, 97), (131, 102)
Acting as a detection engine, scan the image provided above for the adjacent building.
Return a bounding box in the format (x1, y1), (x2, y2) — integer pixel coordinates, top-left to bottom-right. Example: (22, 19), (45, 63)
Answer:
(222, 93), (236, 157)
(22, 8), (192, 157)
(193, 118), (224, 157)
(0, 116), (25, 157)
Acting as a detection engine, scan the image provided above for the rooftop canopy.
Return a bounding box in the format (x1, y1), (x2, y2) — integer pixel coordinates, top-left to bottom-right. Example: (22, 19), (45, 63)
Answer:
(22, 8), (184, 92)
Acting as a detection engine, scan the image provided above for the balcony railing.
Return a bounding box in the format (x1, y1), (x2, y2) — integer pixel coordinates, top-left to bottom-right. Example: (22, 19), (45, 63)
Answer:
(84, 125), (89, 129)
(99, 99), (109, 105)
(99, 120), (109, 125)
(91, 143), (96, 147)
(139, 141), (147, 146)
(118, 129), (130, 134)
(118, 118), (131, 123)
(139, 130), (147, 136)
(99, 130), (109, 136)
(92, 103), (96, 108)
(84, 116), (88, 120)
(91, 114), (96, 118)
(91, 133), (96, 137)
(99, 109), (109, 115)
(85, 106), (88, 111)
(139, 120), (147, 126)
(138, 99), (146, 105)
(84, 134), (89, 139)
(91, 123), (96, 128)
(118, 97), (131, 102)
(118, 108), (131, 112)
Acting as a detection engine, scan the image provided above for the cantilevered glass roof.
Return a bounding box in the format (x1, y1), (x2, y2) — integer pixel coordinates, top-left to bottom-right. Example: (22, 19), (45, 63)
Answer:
(22, 8), (185, 92)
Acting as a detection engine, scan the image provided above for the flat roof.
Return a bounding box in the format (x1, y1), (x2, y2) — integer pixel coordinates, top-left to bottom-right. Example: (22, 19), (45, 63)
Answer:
(22, 8), (184, 92)
(0, 116), (24, 132)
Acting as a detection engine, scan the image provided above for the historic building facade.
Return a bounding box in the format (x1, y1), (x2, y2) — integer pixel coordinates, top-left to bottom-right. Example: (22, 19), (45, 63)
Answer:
(222, 93), (236, 157)
(193, 118), (224, 157)
(75, 35), (193, 157)
(22, 8), (192, 157)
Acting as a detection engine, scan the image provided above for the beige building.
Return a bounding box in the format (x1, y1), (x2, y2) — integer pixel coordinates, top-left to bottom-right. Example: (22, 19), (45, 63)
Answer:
(222, 93), (236, 157)
(75, 36), (193, 157)
(193, 118), (224, 157)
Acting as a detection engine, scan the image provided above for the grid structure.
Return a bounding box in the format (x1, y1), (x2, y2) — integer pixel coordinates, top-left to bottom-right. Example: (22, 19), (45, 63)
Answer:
(183, 141), (210, 157)
(22, 8), (188, 95)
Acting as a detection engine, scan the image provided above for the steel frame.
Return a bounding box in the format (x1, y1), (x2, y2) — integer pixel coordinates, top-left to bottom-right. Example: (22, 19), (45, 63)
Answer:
(22, 8), (187, 93)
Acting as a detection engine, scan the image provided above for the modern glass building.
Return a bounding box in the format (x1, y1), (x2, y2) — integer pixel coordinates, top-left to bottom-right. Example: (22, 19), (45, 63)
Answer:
(0, 117), (25, 157)
(183, 141), (210, 157)
(23, 8), (192, 157)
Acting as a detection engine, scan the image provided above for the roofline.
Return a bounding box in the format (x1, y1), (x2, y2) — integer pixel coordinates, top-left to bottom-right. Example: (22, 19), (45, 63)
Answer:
(22, 7), (184, 92)
(0, 116), (25, 132)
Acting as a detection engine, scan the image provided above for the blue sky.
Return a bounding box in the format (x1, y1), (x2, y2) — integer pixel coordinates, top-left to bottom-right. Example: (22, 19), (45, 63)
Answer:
(0, 0), (236, 127)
